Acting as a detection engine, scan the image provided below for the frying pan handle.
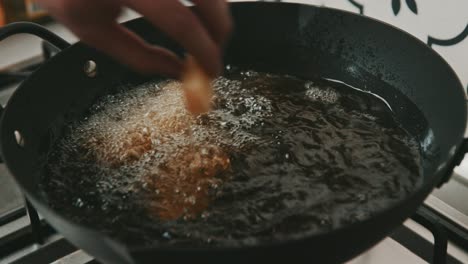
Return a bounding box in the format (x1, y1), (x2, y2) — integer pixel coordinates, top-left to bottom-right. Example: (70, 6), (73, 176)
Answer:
(0, 22), (70, 109)
(0, 22), (70, 50)
(0, 22), (71, 161)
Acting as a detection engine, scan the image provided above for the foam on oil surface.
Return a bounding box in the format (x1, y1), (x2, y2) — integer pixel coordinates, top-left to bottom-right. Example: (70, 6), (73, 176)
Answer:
(41, 69), (422, 247)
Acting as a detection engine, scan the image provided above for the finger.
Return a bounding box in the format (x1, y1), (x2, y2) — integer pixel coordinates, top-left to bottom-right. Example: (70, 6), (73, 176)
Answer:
(72, 23), (183, 77)
(191, 0), (233, 46)
(122, 0), (222, 77)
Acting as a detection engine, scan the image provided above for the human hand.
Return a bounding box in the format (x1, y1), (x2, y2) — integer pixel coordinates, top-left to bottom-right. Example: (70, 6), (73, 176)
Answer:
(36, 0), (232, 77)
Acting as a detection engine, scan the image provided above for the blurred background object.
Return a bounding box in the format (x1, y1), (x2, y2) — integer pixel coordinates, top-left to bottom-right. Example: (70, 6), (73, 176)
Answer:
(0, 0), (49, 25)
(0, 2), (5, 25)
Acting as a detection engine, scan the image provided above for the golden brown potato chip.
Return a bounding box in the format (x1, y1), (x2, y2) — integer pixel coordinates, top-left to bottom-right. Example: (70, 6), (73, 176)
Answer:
(182, 56), (214, 115)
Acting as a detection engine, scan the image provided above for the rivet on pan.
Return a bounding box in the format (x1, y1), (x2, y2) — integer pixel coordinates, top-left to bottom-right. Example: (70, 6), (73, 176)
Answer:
(14, 130), (25, 147)
(84, 60), (98, 78)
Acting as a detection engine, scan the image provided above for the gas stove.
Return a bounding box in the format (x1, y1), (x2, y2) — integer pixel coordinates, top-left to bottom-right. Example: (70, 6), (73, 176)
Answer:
(0, 3), (467, 264)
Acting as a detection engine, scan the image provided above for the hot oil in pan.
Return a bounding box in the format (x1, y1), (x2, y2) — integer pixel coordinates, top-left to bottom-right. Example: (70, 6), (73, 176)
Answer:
(41, 68), (422, 247)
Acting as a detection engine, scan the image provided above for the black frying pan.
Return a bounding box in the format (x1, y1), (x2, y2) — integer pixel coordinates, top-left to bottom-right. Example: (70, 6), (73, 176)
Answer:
(0, 2), (466, 264)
